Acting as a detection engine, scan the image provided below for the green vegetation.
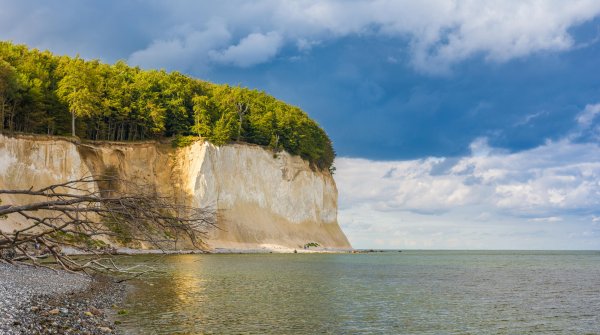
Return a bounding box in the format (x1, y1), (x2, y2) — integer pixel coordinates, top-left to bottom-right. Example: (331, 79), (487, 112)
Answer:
(50, 231), (108, 249)
(0, 41), (335, 170)
(103, 218), (134, 245)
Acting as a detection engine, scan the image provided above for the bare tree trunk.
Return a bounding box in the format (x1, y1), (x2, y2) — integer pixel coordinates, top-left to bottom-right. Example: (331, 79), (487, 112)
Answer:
(236, 102), (248, 141)
(71, 110), (76, 137)
(7, 101), (16, 132)
(0, 98), (5, 131)
(107, 120), (112, 140)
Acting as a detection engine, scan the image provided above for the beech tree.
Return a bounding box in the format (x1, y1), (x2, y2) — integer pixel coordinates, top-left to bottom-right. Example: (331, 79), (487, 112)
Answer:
(0, 60), (18, 131)
(191, 95), (212, 137)
(211, 112), (237, 145)
(56, 57), (100, 137)
(0, 41), (335, 170)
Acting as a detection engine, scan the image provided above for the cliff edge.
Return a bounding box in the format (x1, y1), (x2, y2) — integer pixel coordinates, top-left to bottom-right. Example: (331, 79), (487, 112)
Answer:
(0, 134), (351, 251)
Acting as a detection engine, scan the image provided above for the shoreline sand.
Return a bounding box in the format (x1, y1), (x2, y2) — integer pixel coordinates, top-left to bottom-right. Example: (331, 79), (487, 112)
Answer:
(62, 245), (354, 256)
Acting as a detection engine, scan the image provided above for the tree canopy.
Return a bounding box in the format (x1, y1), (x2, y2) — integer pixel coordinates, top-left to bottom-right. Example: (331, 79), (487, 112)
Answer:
(0, 41), (335, 170)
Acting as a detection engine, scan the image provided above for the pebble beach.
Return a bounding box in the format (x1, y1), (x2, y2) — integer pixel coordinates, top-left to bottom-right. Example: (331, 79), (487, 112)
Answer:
(0, 263), (126, 334)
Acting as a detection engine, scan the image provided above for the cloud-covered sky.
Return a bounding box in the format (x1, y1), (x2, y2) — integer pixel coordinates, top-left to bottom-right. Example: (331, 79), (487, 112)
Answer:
(2, 0), (600, 249)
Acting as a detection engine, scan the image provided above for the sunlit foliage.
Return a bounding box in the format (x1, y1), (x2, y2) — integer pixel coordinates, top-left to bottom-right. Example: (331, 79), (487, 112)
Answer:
(0, 41), (334, 170)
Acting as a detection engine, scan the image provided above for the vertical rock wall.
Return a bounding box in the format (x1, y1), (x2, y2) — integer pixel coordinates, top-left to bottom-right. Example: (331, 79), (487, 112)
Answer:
(0, 134), (351, 250)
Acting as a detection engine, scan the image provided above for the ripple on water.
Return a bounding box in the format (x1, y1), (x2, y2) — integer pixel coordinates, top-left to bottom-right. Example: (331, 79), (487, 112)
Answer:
(117, 251), (600, 335)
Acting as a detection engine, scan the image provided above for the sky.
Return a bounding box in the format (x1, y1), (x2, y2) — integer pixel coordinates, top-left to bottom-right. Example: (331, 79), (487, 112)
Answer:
(2, 0), (600, 249)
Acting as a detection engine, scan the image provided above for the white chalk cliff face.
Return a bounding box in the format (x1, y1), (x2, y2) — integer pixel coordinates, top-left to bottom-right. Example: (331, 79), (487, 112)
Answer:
(0, 134), (95, 233)
(0, 134), (351, 250)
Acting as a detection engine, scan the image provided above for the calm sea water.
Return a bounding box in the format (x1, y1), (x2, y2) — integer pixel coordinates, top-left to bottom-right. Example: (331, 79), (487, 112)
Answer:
(118, 251), (600, 334)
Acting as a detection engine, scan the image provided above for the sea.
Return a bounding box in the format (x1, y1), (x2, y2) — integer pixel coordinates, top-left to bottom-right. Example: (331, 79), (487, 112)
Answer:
(117, 251), (600, 334)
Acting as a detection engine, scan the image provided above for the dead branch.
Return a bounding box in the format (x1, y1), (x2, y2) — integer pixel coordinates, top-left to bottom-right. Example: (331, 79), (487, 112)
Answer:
(0, 175), (217, 274)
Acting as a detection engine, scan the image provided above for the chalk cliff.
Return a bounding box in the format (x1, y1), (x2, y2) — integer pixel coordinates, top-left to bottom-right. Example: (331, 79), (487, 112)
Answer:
(0, 134), (351, 250)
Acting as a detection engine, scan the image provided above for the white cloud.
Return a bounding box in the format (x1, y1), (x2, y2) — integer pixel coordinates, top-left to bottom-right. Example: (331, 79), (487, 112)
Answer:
(469, 137), (491, 157)
(3, 1), (599, 72)
(127, 20), (232, 72)
(399, 0), (599, 72)
(335, 124), (600, 249)
(123, 0), (600, 73)
(296, 38), (321, 52)
(515, 110), (547, 126)
(576, 103), (600, 127)
(209, 31), (283, 67)
(529, 217), (563, 223)
(337, 139), (600, 217)
(567, 102), (600, 142)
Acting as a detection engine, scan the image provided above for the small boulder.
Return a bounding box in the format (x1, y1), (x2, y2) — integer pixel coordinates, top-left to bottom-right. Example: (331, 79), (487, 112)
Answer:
(89, 307), (103, 316)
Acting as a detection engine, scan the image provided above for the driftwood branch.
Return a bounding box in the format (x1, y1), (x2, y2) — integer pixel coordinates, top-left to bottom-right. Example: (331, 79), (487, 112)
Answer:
(0, 175), (217, 274)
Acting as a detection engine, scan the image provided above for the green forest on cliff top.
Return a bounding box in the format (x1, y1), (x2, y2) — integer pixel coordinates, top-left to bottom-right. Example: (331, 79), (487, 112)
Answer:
(0, 41), (334, 170)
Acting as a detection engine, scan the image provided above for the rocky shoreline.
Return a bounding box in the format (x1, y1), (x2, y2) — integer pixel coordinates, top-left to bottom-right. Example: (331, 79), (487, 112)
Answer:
(0, 263), (127, 334)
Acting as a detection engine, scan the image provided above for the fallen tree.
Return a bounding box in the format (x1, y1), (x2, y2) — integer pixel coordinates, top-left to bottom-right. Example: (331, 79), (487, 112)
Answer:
(0, 175), (216, 274)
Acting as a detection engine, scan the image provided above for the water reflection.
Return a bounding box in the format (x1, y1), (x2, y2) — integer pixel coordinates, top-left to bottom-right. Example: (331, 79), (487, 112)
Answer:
(119, 251), (600, 335)
(121, 254), (346, 334)
(171, 256), (206, 306)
